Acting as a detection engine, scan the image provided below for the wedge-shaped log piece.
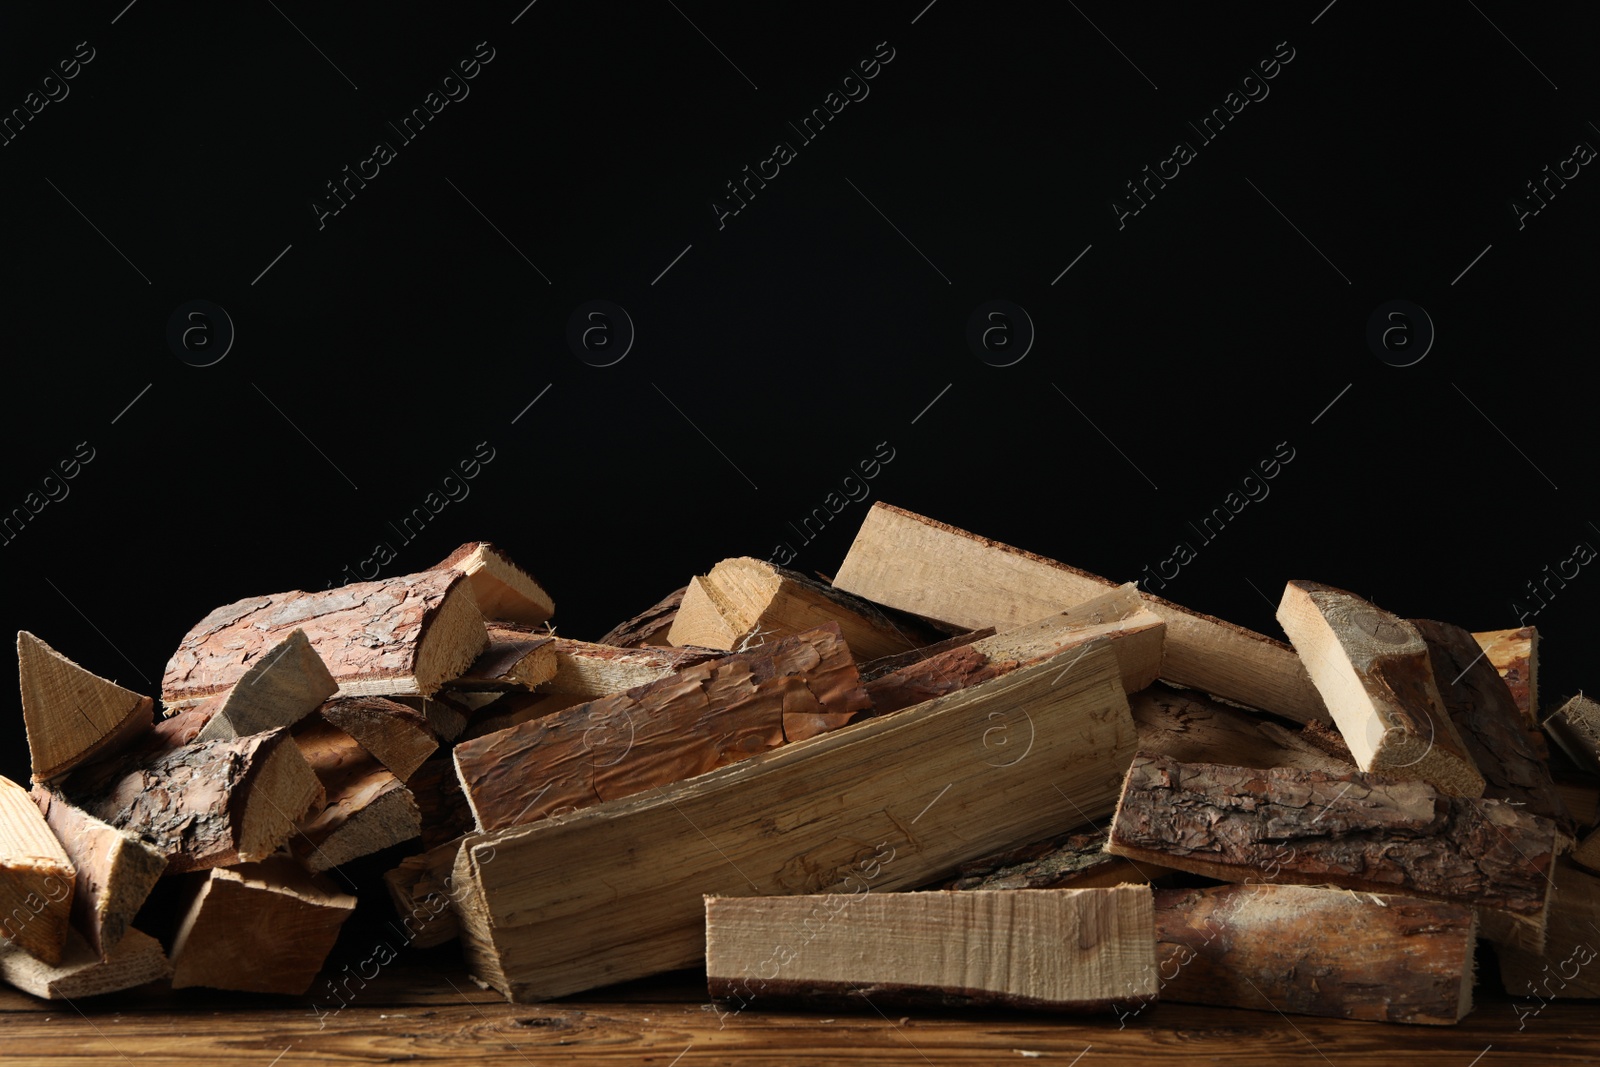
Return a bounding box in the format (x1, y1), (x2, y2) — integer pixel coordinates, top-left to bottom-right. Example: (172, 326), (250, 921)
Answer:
(169, 857), (356, 994)
(1544, 694), (1600, 776)
(393, 694), (474, 744)
(1473, 626), (1540, 727)
(540, 638), (718, 699)
(74, 728), (322, 874)
(831, 502), (1328, 723)
(451, 630), (557, 691)
(1499, 862), (1600, 1002)
(317, 697), (437, 783)
(1153, 884), (1476, 1025)
(452, 639), (1137, 1001)
(706, 886), (1156, 1014)
(0, 776), (74, 966)
(865, 585), (1163, 715)
(1276, 581), (1484, 796)
(161, 569), (488, 709)
(668, 557), (939, 660)
(191, 629), (337, 742)
(456, 625), (871, 832)
(1131, 684), (1354, 776)
(292, 720), (420, 872)
(945, 829), (1173, 891)
(30, 788), (162, 959)
(0, 927), (169, 1000)
(1107, 754), (1556, 952)
(17, 632), (153, 780)
(437, 541), (554, 625)
(597, 586), (685, 648)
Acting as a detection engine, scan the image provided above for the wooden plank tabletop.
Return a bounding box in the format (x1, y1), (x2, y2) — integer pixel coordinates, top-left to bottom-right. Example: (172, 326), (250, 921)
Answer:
(0, 948), (1592, 1066)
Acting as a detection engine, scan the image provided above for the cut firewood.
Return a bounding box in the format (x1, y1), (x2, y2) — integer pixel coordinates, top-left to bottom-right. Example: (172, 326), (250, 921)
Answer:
(540, 638), (719, 699)
(161, 569), (488, 709)
(451, 638), (1137, 1001)
(317, 697), (438, 783)
(944, 830), (1173, 891)
(1153, 884), (1476, 1025)
(1573, 827), (1600, 874)
(191, 629), (337, 743)
(1544, 694), (1600, 776)
(863, 584), (1164, 716)
(1130, 683), (1355, 776)
(292, 720), (420, 872)
(169, 857), (356, 994)
(74, 728), (322, 874)
(29, 788), (163, 959)
(455, 625), (872, 832)
(667, 557), (938, 661)
(1473, 626), (1540, 727)
(436, 541), (554, 626)
(450, 630), (557, 691)
(705, 886), (1156, 1014)
(596, 586), (685, 647)
(0, 927), (169, 1000)
(1417, 619), (1566, 827)
(1106, 754), (1557, 952)
(17, 631), (153, 780)
(1499, 861), (1600, 1002)
(393, 693), (475, 744)
(384, 840), (461, 949)
(458, 690), (590, 743)
(407, 757), (476, 850)
(1276, 581), (1484, 796)
(0, 776), (75, 966)
(831, 502), (1328, 724)
(857, 629), (994, 682)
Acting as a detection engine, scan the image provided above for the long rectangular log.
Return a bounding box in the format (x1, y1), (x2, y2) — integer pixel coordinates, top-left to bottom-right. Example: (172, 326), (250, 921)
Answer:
(161, 569), (488, 709)
(1473, 626), (1540, 727)
(1152, 884), (1476, 1025)
(17, 632), (153, 781)
(29, 788), (163, 960)
(0, 776), (75, 966)
(705, 886), (1156, 1014)
(455, 625), (871, 832)
(1106, 754), (1557, 951)
(0, 927), (169, 1000)
(452, 638), (1138, 1002)
(830, 502), (1328, 724)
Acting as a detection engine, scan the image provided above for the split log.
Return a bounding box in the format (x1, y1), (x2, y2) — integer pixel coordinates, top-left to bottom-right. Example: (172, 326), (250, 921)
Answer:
(17, 631), (153, 780)
(1544, 694), (1600, 776)
(540, 638), (719, 699)
(596, 586), (685, 647)
(857, 629), (994, 682)
(451, 638), (1137, 1001)
(436, 541), (554, 625)
(1474, 626), (1540, 727)
(0, 927), (169, 1000)
(455, 625), (871, 832)
(450, 630), (557, 691)
(830, 502), (1329, 724)
(73, 728), (322, 874)
(1152, 884), (1476, 1025)
(161, 569), (488, 709)
(406, 757), (475, 850)
(169, 857), (356, 994)
(705, 886), (1156, 1014)
(0, 776), (74, 966)
(1417, 619), (1566, 826)
(292, 720), (420, 872)
(1276, 581), (1484, 796)
(1106, 754), (1557, 951)
(393, 694), (475, 744)
(384, 841), (461, 949)
(944, 830), (1172, 891)
(191, 628), (337, 742)
(29, 788), (163, 959)
(863, 584), (1164, 716)
(317, 697), (438, 782)
(667, 557), (939, 660)
(1130, 684), (1355, 776)
(1499, 861), (1600, 1003)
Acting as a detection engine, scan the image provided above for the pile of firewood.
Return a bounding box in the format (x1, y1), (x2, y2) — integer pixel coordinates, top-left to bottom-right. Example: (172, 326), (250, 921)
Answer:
(4, 504), (1598, 1027)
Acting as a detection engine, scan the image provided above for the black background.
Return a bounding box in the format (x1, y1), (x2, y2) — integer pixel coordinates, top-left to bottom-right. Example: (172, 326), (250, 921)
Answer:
(2, 1), (1596, 791)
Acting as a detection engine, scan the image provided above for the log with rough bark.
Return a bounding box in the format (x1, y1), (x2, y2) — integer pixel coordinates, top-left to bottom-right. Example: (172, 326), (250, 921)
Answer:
(705, 886), (1157, 1014)
(317, 697), (438, 783)
(1152, 884), (1477, 1025)
(1544, 694), (1600, 776)
(17, 632), (153, 781)
(0, 776), (75, 966)
(450, 629), (557, 691)
(1474, 626), (1540, 727)
(830, 502), (1329, 724)
(169, 857), (356, 994)
(455, 625), (872, 832)
(1417, 619), (1566, 827)
(596, 586), (685, 647)
(72, 728), (323, 874)
(436, 541), (554, 626)
(1130, 684), (1355, 776)
(161, 569), (488, 709)
(0, 927), (169, 1000)
(863, 584), (1164, 716)
(1106, 754), (1557, 951)
(944, 830), (1172, 891)
(1277, 581), (1484, 796)
(1499, 861), (1600, 1003)
(189, 628), (337, 743)
(539, 638), (719, 699)
(29, 788), (163, 960)
(291, 720), (420, 872)
(667, 557), (939, 661)
(384, 841), (461, 949)
(452, 638), (1138, 1002)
